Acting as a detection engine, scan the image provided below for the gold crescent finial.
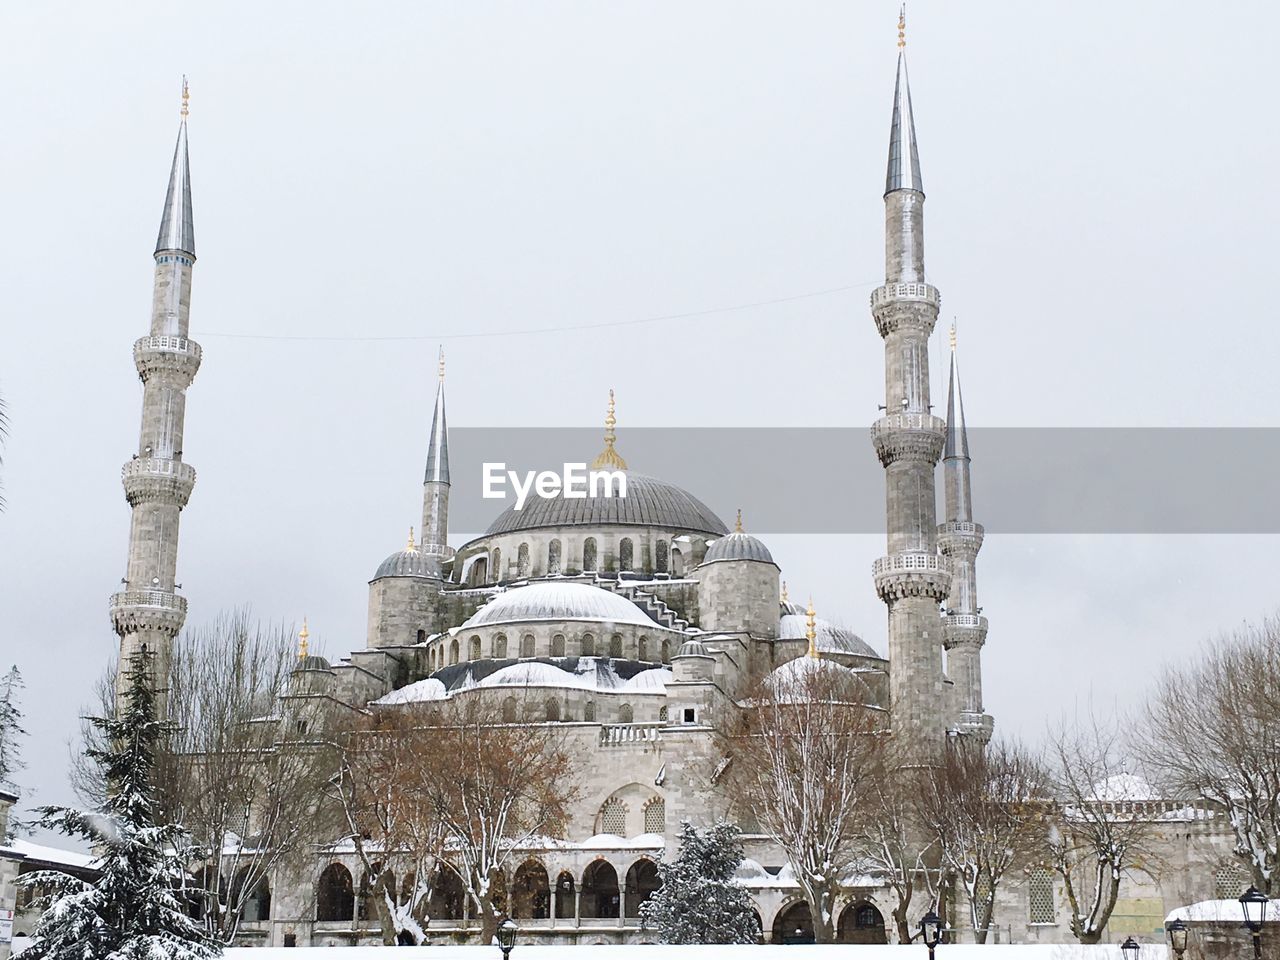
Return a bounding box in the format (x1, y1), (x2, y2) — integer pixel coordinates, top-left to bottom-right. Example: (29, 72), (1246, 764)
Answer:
(805, 598), (819, 658)
(734, 508), (744, 533)
(591, 388), (628, 471)
(437, 346), (445, 382)
(298, 617), (310, 659)
(950, 321), (957, 352)
(407, 526), (416, 550)
(180, 75), (190, 120)
(897, 4), (906, 49)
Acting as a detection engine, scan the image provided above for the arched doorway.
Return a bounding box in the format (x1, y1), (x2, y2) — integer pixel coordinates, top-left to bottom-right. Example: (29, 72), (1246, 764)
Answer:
(581, 860), (620, 918)
(427, 867), (466, 921)
(837, 900), (888, 944)
(624, 859), (660, 917)
(772, 901), (814, 944)
(316, 863), (354, 922)
(512, 861), (550, 919)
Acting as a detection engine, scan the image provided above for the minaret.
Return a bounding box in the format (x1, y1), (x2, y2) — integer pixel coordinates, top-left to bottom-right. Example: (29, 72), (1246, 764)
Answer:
(420, 347), (450, 577)
(109, 79), (201, 711)
(870, 12), (951, 755)
(939, 326), (994, 741)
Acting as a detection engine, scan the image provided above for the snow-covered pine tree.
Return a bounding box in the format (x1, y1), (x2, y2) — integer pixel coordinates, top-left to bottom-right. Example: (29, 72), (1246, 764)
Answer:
(0, 664), (26, 795)
(639, 819), (760, 944)
(18, 652), (218, 960)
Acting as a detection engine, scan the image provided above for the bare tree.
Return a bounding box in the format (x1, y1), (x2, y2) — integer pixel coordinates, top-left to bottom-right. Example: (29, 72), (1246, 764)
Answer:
(916, 738), (1049, 943)
(1043, 709), (1158, 944)
(328, 709), (447, 945)
(1140, 615), (1280, 894)
(413, 694), (578, 943)
(859, 754), (937, 944)
(727, 660), (887, 942)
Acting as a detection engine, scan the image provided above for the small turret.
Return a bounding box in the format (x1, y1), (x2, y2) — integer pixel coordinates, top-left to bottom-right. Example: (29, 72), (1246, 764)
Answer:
(695, 510), (779, 638)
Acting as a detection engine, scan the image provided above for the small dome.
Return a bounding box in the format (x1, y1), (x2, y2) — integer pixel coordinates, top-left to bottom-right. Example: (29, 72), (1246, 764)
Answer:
(463, 582), (657, 628)
(676, 638), (710, 658)
(778, 614), (880, 658)
(374, 547), (436, 580)
(701, 531), (774, 566)
(294, 654), (333, 672)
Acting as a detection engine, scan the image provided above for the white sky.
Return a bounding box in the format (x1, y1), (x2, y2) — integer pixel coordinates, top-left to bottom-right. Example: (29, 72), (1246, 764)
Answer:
(2, 0), (1279, 818)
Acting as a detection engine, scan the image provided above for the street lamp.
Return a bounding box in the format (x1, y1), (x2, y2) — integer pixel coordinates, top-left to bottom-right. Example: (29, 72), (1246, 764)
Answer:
(1165, 918), (1188, 959)
(496, 917), (518, 960)
(919, 910), (943, 960)
(1240, 886), (1268, 960)
(1119, 935), (1140, 960)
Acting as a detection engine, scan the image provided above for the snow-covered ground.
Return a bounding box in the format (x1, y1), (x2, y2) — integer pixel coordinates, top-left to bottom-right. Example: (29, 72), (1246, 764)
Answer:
(223, 946), (1166, 959)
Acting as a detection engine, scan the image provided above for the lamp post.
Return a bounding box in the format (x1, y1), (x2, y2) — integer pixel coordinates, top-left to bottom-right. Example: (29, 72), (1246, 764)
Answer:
(920, 910), (943, 960)
(496, 917), (518, 960)
(1240, 886), (1268, 960)
(1165, 918), (1188, 959)
(1119, 935), (1140, 960)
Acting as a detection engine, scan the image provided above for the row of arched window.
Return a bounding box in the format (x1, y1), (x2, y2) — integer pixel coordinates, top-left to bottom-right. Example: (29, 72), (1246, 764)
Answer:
(315, 857), (661, 923)
(472, 537), (687, 585)
(597, 796), (665, 836)
(428, 631), (671, 671)
(498, 696), (645, 724)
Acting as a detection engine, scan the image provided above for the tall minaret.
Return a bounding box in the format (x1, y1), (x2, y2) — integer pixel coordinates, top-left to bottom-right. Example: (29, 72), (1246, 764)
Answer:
(870, 12), (951, 756)
(420, 347), (450, 577)
(109, 80), (200, 710)
(939, 327), (993, 742)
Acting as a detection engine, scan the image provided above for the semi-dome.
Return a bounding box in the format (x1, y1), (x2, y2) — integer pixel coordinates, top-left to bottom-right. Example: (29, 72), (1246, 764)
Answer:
(778, 614), (880, 658)
(463, 582), (657, 628)
(483, 473), (727, 538)
(374, 546), (436, 580)
(701, 530), (774, 566)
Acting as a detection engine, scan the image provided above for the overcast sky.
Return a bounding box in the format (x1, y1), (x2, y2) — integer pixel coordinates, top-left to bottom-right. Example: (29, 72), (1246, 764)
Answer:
(3, 0), (1279, 821)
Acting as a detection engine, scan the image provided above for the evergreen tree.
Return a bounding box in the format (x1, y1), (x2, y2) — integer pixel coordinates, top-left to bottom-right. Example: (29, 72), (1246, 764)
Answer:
(0, 664), (25, 794)
(18, 653), (218, 960)
(640, 819), (760, 944)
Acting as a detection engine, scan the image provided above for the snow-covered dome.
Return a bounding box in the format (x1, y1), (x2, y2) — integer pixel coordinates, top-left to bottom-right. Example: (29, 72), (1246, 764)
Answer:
(701, 530), (775, 566)
(462, 582), (657, 628)
(778, 614), (880, 658)
(373, 545), (436, 580)
(372, 677), (447, 705)
(765, 655), (875, 702)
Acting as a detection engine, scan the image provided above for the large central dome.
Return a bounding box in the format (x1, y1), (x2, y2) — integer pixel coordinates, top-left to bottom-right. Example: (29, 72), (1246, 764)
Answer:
(483, 473), (728, 537)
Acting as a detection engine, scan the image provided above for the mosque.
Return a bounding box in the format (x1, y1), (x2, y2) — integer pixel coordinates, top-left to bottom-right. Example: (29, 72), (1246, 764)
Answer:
(97, 16), (1239, 950)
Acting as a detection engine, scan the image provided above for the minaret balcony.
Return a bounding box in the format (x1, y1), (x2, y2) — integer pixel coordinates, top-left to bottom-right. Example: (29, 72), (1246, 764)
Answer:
(109, 589), (188, 638)
(873, 552), (952, 602)
(870, 282), (940, 336)
(870, 281), (941, 310)
(134, 335), (202, 385)
(943, 612), (988, 646)
(122, 457), (197, 507)
(937, 520), (984, 555)
(956, 712), (995, 742)
(871, 413), (947, 465)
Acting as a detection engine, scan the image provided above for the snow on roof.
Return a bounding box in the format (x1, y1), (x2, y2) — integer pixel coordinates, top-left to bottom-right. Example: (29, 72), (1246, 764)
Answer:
(372, 676), (448, 706)
(578, 832), (663, 849)
(1167, 897), (1280, 924)
(623, 668), (669, 692)
(463, 582), (658, 629)
(479, 661), (596, 689)
(779, 614), (881, 658)
(1093, 773), (1158, 802)
(1, 837), (98, 870)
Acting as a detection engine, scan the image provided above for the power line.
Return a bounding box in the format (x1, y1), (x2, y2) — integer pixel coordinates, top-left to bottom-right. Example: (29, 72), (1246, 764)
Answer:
(199, 280), (880, 342)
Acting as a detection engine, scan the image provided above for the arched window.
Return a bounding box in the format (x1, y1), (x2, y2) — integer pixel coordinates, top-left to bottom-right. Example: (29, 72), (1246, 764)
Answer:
(581, 861), (620, 919)
(416, 629), (426, 644)
(545, 698), (560, 722)
(502, 697), (518, 723)
(316, 863), (354, 922)
(513, 861), (550, 920)
(520, 634), (536, 658)
(1029, 867), (1056, 924)
(583, 537), (597, 572)
(492, 547), (502, 581)
(240, 873), (271, 922)
(470, 556), (487, 586)
(494, 633), (508, 658)
(619, 538), (634, 571)
(600, 798), (628, 835)
(660, 639), (670, 663)
(609, 634), (623, 658)
(837, 901), (888, 944)
(581, 633), (595, 656)
(1214, 859), (1251, 900)
(619, 703), (634, 723)
(517, 542), (530, 578)
(655, 541), (669, 573)
(624, 859), (660, 917)
(658, 705), (668, 722)
(638, 636), (649, 660)
(548, 539), (562, 575)
(671, 547), (684, 576)
(449, 638), (459, 664)
(469, 635), (482, 660)
(643, 798), (665, 835)
(551, 633), (566, 657)
(583, 700), (596, 722)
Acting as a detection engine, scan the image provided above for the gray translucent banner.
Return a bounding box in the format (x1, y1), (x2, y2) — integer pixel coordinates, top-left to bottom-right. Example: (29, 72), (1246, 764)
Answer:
(445, 428), (1280, 534)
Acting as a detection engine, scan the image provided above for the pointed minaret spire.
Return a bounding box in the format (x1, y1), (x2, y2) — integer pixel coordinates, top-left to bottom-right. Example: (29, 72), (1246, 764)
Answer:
(155, 77), (195, 258)
(424, 347), (450, 485)
(944, 323), (970, 462)
(885, 7), (923, 197)
(420, 347), (451, 577)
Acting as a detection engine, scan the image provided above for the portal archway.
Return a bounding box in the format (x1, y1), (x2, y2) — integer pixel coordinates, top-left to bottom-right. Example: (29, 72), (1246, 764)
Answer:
(837, 900), (887, 944)
(772, 900), (813, 944)
(581, 860), (620, 918)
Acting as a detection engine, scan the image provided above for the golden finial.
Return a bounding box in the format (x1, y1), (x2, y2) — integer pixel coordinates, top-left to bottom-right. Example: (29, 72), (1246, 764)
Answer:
(298, 618), (310, 660)
(180, 76), (190, 121)
(591, 389), (628, 471)
(734, 509), (744, 533)
(437, 346), (445, 382)
(897, 5), (906, 49)
(407, 526), (416, 550)
(781, 581), (789, 603)
(949, 321), (957, 352)
(805, 598), (819, 659)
